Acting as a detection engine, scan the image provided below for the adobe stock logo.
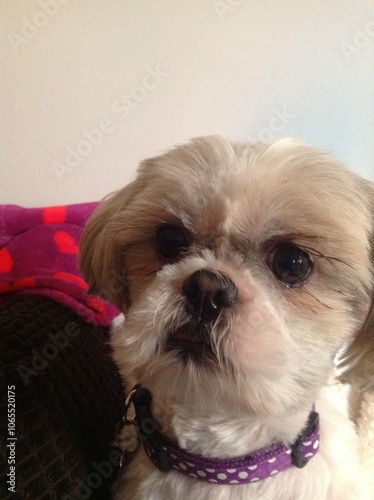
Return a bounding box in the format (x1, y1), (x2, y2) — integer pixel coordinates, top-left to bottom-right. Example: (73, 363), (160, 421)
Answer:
(53, 64), (169, 181)
(340, 10), (374, 62)
(8, 0), (73, 53)
(61, 450), (122, 500)
(247, 106), (296, 143)
(213, 0), (245, 20)
(16, 321), (81, 386)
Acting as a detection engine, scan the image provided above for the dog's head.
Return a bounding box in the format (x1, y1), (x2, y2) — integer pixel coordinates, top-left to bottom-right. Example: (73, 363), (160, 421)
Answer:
(79, 136), (374, 416)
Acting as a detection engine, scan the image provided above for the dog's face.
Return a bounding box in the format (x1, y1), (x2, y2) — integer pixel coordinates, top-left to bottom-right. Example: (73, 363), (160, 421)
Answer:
(80, 136), (374, 416)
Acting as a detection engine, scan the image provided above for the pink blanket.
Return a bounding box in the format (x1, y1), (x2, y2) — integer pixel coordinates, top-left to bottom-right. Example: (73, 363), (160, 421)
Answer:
(0, 203), (119, 326)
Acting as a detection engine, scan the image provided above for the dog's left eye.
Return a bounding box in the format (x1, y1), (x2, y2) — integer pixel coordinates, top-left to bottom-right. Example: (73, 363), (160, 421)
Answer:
(156, 224), (189, 261)
(270, 243), (313, 287)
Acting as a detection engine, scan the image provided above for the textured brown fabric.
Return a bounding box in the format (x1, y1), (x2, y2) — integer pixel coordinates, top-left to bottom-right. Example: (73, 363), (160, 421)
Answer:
(0, 296), (125, 499)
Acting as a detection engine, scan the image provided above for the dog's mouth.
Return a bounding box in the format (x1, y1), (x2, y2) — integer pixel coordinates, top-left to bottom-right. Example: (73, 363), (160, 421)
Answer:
(165, 324), (215, 363)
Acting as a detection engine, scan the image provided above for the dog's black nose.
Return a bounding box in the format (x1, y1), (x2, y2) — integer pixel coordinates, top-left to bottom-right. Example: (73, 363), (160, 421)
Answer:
(182, 269), (237, 321)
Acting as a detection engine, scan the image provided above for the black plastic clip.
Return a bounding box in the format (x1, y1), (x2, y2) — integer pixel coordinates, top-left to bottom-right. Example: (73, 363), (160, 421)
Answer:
(133, 386), (170, 473)
(291, 410), (319, 469)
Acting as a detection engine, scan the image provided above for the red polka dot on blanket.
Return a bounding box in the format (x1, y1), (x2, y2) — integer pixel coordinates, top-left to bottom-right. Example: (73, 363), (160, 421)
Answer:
(0, 248), (14, 273)
(54, 231), (79, 254)
(87, 296), (106, 315)
(0, 277), (37, 293)
(43, 206), (67, 224)
(53, 271), (88, 289)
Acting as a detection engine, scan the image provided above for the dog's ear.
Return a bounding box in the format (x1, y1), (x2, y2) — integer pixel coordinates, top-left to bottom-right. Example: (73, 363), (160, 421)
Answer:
(339, 180), (374, 392)
(340, 298), (374, 392)
(79, 179), (145, 309)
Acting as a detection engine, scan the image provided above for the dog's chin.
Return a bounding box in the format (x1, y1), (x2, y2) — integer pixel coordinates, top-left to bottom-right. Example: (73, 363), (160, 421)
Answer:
(165, 324), (217, 364)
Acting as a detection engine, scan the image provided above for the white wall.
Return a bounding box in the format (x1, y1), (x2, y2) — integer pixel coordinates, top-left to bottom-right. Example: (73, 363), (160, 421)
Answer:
(1, 0), (373, 207)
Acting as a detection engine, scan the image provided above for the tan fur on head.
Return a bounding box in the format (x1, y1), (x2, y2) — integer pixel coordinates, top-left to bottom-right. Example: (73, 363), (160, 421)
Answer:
(79, 178), (147, 308)
(338, 183), (374, 391)
(339, 300), (374, 391)
(79, 136), (374, 499)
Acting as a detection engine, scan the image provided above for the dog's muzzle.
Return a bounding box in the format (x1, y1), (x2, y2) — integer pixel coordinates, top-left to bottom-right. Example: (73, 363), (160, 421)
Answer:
(183, 268), (237, 321)
(166, 269), (237, 362)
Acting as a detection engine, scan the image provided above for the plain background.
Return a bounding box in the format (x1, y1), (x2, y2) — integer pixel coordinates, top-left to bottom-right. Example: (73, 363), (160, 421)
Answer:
(1, 0), (373, 207)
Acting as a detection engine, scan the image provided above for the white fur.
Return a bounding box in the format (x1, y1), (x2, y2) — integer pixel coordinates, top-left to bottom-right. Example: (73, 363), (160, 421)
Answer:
(113, 377), (368, 499)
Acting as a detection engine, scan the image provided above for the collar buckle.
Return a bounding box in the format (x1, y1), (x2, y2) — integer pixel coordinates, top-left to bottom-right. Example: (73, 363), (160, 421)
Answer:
(133, 386), (171, 472)
(291, 410), (319, 469)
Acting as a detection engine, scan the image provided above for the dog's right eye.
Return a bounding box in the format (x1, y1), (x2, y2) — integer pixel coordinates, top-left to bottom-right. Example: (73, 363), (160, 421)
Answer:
(270, 243), (313, 288)
(156, 224), (189, 261)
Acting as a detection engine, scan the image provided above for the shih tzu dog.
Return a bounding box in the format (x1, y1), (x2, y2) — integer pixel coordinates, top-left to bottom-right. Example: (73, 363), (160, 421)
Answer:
(79, 136), (374, 499)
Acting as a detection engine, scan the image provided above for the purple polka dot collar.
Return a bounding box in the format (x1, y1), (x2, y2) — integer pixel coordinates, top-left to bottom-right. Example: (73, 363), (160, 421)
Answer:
(130, 386), (320, 486)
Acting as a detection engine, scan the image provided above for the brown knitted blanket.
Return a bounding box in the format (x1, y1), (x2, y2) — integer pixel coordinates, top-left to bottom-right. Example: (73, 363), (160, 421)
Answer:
(0, 296), (125, 499)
